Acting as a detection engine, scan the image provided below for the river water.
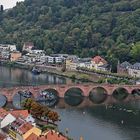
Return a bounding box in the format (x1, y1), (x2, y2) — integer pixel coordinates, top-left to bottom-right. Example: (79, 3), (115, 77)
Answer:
(0, 66), (140, 140)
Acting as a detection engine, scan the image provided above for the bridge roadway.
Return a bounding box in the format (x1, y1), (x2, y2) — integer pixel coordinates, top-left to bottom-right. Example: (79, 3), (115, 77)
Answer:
(0, 84), (140, 102)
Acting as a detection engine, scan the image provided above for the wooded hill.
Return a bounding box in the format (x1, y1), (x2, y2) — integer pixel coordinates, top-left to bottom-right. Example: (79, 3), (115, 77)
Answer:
(0, 0), (140, 70)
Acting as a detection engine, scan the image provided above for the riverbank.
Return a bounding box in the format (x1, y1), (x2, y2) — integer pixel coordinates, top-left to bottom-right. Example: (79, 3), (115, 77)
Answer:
(0, 61), (135, 84)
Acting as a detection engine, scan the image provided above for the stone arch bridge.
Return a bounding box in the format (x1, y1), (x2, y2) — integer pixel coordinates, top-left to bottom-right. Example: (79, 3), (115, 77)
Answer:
(1, 84), (140, 102)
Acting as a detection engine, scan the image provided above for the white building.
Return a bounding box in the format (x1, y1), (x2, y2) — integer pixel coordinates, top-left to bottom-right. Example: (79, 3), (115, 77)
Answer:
(0, 114), (16, 128)
(0, 44), (16, 52)
(55, 57), (64, 63)
(1, 51), (10, 59)
(78, 58), (92, 69)
(30, 50), (45, 56)
(48, 56), (54, 63)
(8, 45), (16, 52)
(128, 63), (140, 78)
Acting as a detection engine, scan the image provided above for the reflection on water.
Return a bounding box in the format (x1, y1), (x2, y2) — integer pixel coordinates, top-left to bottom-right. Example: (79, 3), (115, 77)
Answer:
(64, 88), (84, 106)
(0, 66), (68, 87)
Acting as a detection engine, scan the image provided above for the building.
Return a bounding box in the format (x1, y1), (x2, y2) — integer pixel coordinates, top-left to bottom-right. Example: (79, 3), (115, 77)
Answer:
(10, 51), (22, 62)
(117, 61), (132, 75)
(25, 130), (68, 140)
(91, 56), (108, 71)
(22, 42), (34, 53)
(66, 55), (79, 70)
(0, 51), (10, 60)
(128, 63), (140, 78)
(0, 109), (34, 129)
(0, 44), (16, 52)
(30, 50), (45, 56)
(0, 133), (6, 140)
(97, 64), (110, 71)
(78, 58), (92, 69)
(0, 108), (16, 129)
(66, 59), (79, 70)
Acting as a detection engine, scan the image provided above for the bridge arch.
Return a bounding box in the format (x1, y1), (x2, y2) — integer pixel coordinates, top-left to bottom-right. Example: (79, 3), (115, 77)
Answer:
(89, 87), (108, 104)
(112, 87), (129, 101)
(132, 89), (140, 96)
(12, 90), (34, 109)
(64, 87), (84, 106)
(37, 88), (59, 107)
(0, 94), (7, 107)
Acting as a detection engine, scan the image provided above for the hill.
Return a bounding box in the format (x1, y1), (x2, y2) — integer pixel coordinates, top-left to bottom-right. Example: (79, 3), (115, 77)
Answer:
(0, 0), (140, 70)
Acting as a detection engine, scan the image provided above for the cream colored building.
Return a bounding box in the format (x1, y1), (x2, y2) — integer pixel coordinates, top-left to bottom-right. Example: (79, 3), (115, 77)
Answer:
(10, 51), (22, 61)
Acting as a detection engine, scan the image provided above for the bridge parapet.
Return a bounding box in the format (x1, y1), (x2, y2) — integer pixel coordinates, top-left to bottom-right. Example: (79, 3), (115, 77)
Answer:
(0, 84), (140, 102)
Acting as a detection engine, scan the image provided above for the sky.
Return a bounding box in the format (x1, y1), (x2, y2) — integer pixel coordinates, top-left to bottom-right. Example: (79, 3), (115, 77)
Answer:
(0, 0), (24, 9)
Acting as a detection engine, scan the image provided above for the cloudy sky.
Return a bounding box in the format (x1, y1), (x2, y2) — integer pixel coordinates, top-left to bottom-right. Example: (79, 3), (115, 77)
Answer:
(0, 0), (24, 9)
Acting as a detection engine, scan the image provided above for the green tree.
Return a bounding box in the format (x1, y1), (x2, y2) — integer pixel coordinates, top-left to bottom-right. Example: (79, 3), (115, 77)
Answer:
(130, 42), (140, 61)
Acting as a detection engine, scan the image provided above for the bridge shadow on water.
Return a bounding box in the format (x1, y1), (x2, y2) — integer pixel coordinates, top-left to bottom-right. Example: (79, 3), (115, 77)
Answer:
(5, 94), (140, 109)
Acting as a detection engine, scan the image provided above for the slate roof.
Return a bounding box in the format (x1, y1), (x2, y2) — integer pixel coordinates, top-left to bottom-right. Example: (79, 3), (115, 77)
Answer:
(120, 61), (132, 69)
(130, 63), (140, 70)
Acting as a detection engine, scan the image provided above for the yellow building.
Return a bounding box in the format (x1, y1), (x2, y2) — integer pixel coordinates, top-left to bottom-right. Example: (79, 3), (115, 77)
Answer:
(9, 118), (42, 140)
(10, 51), (22, 62)
(23, 126), (42, 140)
(66, 59), (78, 71)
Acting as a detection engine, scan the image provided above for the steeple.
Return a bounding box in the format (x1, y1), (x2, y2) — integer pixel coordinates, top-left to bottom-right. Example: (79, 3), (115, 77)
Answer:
(0, 5), (4, 12)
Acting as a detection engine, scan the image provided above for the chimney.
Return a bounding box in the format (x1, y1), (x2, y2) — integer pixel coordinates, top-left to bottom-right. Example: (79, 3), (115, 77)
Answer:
(51, 130), (53, 135)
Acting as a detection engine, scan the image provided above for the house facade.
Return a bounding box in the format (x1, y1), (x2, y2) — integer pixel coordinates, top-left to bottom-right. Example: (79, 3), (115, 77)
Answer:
(128, 63), (140, 78)
(117, 61), (132, 75)
(91, 56), (108, 71)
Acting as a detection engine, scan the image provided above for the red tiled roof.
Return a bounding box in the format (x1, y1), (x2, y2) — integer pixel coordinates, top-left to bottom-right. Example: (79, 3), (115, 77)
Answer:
(0, 133), (6, 140)
(92, 56), (107, 64)
(18, 122), (33, 134)
(25, 130), (68, 140)
(10, 110), (29, 119)
(45, 130), (68, 140)
(0, 108), (29, 119)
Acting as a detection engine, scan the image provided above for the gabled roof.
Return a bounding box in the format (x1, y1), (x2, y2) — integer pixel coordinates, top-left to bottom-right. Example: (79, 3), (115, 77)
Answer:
(10, 110), (29, 119)
(120, 61), (132, 68)
(18, 122), (33, 134)
(1, 113), (16, 128)
(0, 109), (29, 120)
(92, 56), (107, 64)
(25, 130), (68, 140)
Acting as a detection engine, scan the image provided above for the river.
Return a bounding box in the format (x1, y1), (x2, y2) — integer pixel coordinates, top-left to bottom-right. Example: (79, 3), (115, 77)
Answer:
(0, 66), (140, 140)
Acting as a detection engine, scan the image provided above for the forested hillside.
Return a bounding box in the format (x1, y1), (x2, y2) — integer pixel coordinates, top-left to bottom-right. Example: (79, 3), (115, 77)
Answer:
(0, 0), (140, 69)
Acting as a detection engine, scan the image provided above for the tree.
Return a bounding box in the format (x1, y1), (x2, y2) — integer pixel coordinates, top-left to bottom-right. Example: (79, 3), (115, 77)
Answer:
(47, 111), (59, 123)
(130, 42), (140, 61)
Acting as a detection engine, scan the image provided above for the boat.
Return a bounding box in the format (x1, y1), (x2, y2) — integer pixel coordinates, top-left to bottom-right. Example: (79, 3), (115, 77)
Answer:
(32, 67), (41, 75)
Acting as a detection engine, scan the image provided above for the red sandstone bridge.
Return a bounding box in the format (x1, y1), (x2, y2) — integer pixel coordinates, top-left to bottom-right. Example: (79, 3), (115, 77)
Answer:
(1, 84), (140, 102)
